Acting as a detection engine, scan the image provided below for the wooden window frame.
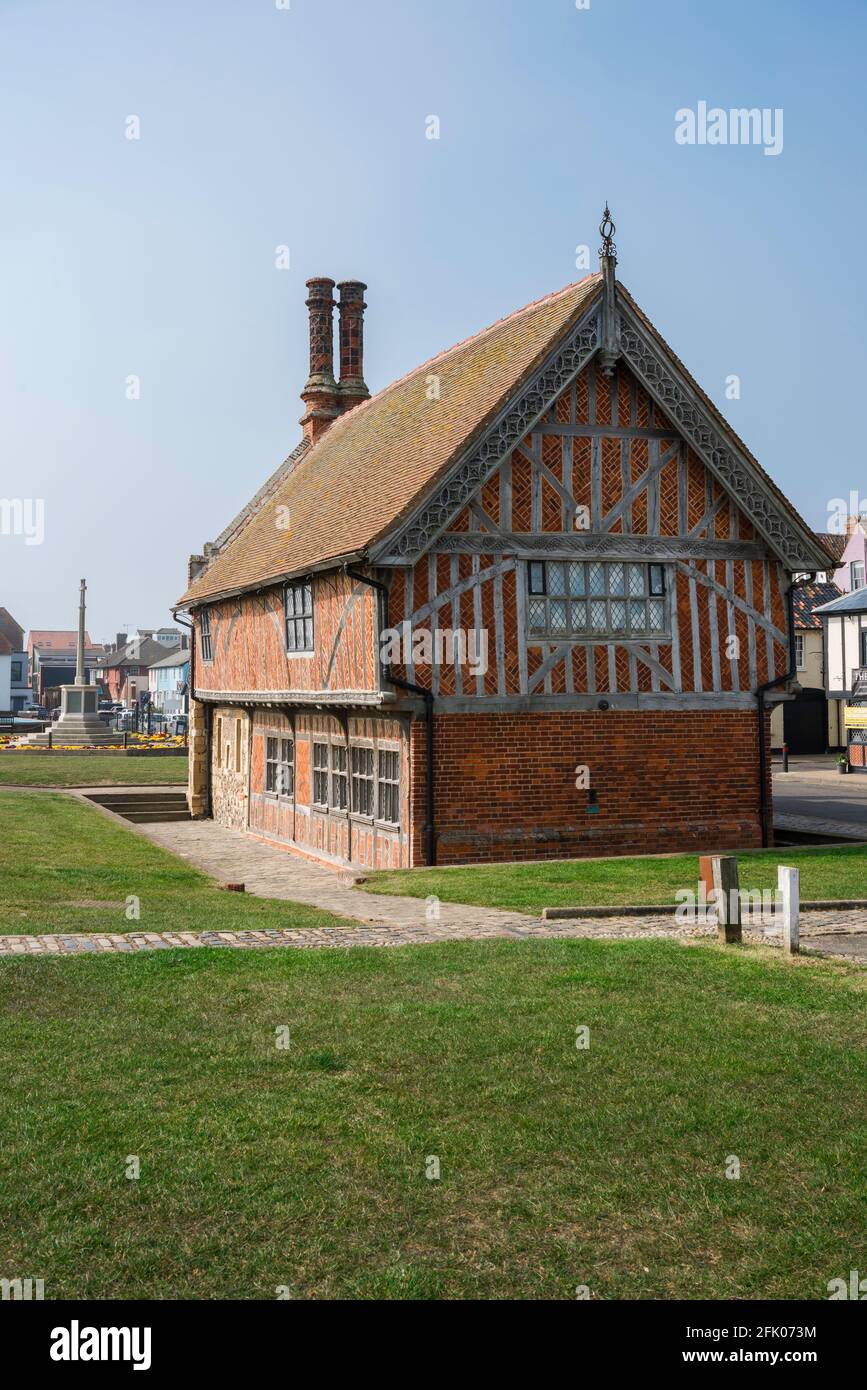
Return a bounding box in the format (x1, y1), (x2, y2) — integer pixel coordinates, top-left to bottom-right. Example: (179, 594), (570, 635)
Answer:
(526, 560), (670, 641)
(377, 747), (401, 826)
(200, 608), (213, 663)
(312, 740), (329, 807)
(265, 733), (294, 799)
(284, 580), (314, 654)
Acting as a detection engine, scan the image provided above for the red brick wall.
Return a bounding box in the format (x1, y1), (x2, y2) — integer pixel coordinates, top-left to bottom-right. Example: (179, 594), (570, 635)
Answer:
(412, 709), (770, 865)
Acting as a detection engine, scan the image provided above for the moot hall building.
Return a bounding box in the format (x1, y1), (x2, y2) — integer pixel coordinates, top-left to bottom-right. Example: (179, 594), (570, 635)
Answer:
(178, 214), (833, 871)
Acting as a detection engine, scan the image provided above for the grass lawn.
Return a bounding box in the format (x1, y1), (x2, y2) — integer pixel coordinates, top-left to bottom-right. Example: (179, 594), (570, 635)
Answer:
(0, 752), (188, 787)
(364, 845), (867, 913)
(0, 791), (353, 936)
(0, 939), (864, 1299)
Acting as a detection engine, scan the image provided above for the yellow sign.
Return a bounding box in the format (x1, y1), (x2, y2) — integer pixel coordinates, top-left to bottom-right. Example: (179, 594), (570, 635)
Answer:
(844, 707), (867, 727)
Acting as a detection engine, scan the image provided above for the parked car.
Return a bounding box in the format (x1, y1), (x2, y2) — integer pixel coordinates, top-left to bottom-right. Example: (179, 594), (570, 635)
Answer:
(21, 704), (49, 720)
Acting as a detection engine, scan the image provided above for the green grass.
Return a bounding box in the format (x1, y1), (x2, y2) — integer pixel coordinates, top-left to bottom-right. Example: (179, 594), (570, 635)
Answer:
(364, 845), (867, 912)
(0, 752), (188, 786)
(0, 939), (864, 1299)
(0, 791), (354, 936)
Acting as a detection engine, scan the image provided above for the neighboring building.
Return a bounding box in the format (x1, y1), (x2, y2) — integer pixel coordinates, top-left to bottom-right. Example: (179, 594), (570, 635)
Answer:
(0, 609), (31, 709)
(31, 644), (104, 708)
(177, 227), (833, 870)
(27, 628), (96, 662)
(94, 638), (182, 706)
(148, 649), (190, 715)
(129, 626), (190, 650)
(770, 581), (844, 752)
(830, 518), (867, 594)
(815, 586), (867, 771)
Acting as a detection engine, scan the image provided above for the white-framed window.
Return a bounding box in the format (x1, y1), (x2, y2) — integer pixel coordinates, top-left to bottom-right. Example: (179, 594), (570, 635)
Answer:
(527, 560), (668, 638)
(851, 561), (865, 591)
(794, 634), (805, 670)
(284, 580), (314, 652)
(265, 736), (294, 797)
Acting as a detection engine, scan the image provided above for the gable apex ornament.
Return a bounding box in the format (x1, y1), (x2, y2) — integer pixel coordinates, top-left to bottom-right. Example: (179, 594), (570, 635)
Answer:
(598, 203), (620, 377)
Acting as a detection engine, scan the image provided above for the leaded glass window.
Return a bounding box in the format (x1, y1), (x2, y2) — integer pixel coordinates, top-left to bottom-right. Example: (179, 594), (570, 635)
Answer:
(526, 562), (668, 638)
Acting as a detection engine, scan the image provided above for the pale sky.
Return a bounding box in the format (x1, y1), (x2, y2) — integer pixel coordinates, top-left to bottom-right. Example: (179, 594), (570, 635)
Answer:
(1, 0), (865, 639)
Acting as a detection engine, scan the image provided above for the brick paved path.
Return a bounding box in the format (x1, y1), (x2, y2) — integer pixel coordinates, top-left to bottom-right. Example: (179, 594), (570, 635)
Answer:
(2, 813), (866, 961)
(2, 911), (867, 957)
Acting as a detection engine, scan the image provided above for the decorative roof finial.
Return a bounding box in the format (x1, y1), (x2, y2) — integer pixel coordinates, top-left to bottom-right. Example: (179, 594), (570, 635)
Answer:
(599, 204), (617, 262)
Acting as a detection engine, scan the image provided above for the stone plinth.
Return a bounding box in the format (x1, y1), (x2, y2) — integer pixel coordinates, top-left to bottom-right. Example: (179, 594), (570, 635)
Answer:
(25, 684), (118, 747)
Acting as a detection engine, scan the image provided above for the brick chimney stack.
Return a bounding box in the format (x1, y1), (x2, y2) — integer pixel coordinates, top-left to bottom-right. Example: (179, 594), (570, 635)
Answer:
(300, 277), (341, 443)
(337, 280), (370, 412)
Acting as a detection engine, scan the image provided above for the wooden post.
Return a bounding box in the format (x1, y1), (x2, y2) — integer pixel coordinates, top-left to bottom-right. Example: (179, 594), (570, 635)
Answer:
(712, 855), (742, 944)
(778, 865), (800, 954)
(698, 855), (715, 923)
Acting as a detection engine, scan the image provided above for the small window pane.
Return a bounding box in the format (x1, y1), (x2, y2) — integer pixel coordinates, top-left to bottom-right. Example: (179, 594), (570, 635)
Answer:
(568, 562), (585, 596)
(589, 563), (605, 596)
(649, 564), (666, 596)
(629, 601), (646, 630)
(610, 601), (627, 632)
(569, 601), (587, 629)
(548, 563), (566, 596)
(628, 565), (645, 597)
(609, 563), (625, 596)
(590, 600), (606, 630)
(528, 562), (546, 595)
(648, 600), (665, 632)
(528, 599), (546, 630)
(549, 600), (567, 632)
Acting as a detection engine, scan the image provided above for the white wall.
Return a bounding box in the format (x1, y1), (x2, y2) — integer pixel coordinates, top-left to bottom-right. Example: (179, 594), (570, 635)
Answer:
(0, 654), (10, 709)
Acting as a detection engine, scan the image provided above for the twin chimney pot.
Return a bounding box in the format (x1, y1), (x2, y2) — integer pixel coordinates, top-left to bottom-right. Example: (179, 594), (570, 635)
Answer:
(300, 277), (369, 442)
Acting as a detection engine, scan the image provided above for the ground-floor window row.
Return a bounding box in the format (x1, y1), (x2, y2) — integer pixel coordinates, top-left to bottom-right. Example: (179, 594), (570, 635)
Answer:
(263, 731), (403, 829)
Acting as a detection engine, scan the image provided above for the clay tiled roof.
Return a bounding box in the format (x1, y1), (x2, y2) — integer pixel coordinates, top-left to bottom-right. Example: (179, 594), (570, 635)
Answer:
(178, 275), (603, 605)
(179, 271), (833, 608)
(28, 629), (95, 652)
(0, 608), (24, 650)
(816, 532), (847, 564)
(793, 581), (842, 630)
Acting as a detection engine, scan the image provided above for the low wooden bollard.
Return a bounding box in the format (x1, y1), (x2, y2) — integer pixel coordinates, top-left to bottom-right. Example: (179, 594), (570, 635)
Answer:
(777, 865), (800, 954)
(709, 854), (742, 944)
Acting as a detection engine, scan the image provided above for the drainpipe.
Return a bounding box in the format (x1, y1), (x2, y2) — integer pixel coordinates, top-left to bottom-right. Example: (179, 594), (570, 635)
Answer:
(756, 574), (814, 848)
(345, 565), (436, 866)
(172, 608), (209, 816)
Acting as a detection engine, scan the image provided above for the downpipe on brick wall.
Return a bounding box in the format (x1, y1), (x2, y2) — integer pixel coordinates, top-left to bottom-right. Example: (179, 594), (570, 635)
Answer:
(756, 574), (814, 849)
(172, 608), (210, 818)
(345, 565), (436, 867)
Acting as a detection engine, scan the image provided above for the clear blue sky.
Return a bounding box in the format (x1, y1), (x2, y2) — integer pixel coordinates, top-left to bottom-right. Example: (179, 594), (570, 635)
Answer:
(1, 0), (865, 639)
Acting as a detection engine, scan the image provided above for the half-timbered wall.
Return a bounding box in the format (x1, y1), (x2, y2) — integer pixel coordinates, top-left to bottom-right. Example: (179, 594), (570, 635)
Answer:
(387, 359), (789, 703)
(210, 709), (411, 869)
(195, 570), (379, 701)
